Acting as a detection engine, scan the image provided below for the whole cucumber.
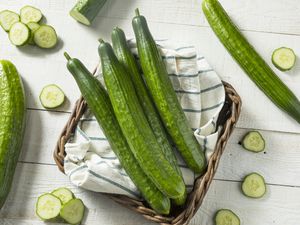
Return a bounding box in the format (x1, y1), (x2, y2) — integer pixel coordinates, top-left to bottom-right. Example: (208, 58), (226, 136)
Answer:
(202, 0), (300, 123)
(111, 27), (187, 205)
(0, 60), (26, 209)
(98, 41), (185, 199)
(132, 9), (206, 174)
(64, 53), (170, 214)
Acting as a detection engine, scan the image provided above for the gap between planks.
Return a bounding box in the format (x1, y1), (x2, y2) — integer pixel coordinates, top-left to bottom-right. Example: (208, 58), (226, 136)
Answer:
(16, 161), (300, 190)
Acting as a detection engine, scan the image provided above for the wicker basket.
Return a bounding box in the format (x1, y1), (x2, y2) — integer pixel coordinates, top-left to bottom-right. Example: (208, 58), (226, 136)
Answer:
(54, 81), (241, 225)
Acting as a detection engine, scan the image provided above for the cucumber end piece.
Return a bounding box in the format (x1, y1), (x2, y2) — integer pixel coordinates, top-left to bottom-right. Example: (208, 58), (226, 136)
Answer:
(39, 84), (65, 109)
(242, 172), (266, 198)
(241, 131), (265, 153)
(135, 8), (140, 16)
(36, 193), (62, 220)
(64, 52), (72, 60)
(272, 47), (296, 71)
(215, 209), (240, 225)
(70, 10), (91, 26)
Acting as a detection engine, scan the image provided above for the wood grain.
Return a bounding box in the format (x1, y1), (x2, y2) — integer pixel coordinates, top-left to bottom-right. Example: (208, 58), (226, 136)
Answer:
(1, 0), (300, 224)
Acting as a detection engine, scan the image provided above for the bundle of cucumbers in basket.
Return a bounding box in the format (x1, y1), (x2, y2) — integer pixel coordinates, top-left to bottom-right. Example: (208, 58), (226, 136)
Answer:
(64, 9), (207, 215)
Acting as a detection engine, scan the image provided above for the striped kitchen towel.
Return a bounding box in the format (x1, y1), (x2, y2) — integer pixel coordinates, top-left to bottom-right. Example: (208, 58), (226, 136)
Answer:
(64, 40), (225, 198)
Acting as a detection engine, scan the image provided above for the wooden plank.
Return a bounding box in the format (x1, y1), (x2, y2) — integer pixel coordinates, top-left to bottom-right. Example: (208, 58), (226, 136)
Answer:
(20, 110), (300, 187)
(19, 109), (70, 165)
(1, 0), (300, 35)
(2, 163), (300, 225)
(215, 128), (300, 187)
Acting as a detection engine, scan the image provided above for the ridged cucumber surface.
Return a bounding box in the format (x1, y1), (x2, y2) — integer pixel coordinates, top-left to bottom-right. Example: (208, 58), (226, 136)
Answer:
(111, 27), (187, 204)
(98, 40), (185, 199)
(132, 9), (206, 174)
(0, 60), (26, 209)
(64, 53), (170, 214)
(202, 0), (300, 123)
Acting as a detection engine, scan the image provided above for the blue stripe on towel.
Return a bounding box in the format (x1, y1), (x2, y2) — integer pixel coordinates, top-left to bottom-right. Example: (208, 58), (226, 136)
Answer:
(76, 127), (89, 141)
(162, 55), (197, 60)
(175, 46), (195, 51)
(183, 101), (224, 113)
(69, 165), (88, 177)
(88, 170), (139, 197)
(175, 83), (223, 95)
(88, 136), (107, 141)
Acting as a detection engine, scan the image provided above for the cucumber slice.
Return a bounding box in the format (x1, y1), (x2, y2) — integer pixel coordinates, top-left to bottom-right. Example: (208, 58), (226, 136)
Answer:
(39, 84), (65, 109)
(52, 187), (74, 205)
(242, 173), (266, 198)
(36, 193), (62, 220)
(27, 22), (40, 45)
(0, 10), (20, 32)
(241, 131), (265, 153)
(8, 22), (31, 46)
(20, 5), (43, 24)
(272, 47), (296, 71)
(215, 209), (240, 225)
(34, 25), (58, 49)
(60, 198), (85, 225)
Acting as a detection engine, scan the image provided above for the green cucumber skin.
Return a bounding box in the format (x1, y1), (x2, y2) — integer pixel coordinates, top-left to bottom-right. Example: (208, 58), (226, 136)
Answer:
(0, 60), (26, 209)
(65, 55), (170, 215)
(111, 27), (187, 204)
(70, 0), (107, 25)
(202, 0), (300, 123)
(99, 41), (185, 199)
(132, 13), (206, 174)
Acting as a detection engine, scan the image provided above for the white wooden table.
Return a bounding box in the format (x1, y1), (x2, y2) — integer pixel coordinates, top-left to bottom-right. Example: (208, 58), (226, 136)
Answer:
(1, 0), (300, 224)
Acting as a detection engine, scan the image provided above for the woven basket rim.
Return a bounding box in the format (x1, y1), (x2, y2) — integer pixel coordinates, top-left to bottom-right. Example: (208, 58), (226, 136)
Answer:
(53, 81), (241, 225)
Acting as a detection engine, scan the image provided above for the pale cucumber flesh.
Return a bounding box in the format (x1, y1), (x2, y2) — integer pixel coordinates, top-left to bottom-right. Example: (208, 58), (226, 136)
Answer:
(242, 173), (266, 198)
(0, 10), (20, 31)
(8, 22), (30, 46)
(60, 198), (85, 225)
(36, 193), (62, 220)
(39, 84), (65, 109)
(272, 47), (296, 71)
(215, 209), (240, 225)
(20, 5), (42, 24)
(51, 188), (74, 205)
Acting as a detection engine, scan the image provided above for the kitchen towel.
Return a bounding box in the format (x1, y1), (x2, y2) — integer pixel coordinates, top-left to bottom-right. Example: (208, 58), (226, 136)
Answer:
(64, 40), (225, 198)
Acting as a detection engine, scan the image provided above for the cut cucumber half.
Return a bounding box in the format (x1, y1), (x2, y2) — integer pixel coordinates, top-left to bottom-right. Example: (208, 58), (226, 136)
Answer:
(52, 187), (74, 205)
(34, 25), (58, 48)
(242, 173), (266, 198)
(272, 47), (296, 71)
(215, 209), (240, 225)
(8, 22), (30, 46)
(20, 5), (43, 24)
(0, 10), (20, 32)
(27, 22), (40, 45)
(39, 84), (65, 109)
(241, 131), (265, 153)
(60, 198), (85, 225)
(36, 193), (62, 220)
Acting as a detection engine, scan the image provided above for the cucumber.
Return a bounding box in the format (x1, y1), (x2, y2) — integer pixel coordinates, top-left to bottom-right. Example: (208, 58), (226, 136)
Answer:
(70, 0), (107, 26)
(242, 173), (266, 198)
(202, 0), (300, 123)
(272, 47), (296, 71)
(8, 22), (31, 46)
(20, 5), (43, 24)
(39, 84), (65, 109)
(0, 10), (20, 32)
(98, 40), (185, 199)
(111, 27), (187, 205)
(132, 9), (206, 174)
(52, 187), (74, 205)
(36, 193), (62, 220)
(60, 199), (85, 225)
(27, 22), (40, 45)
(0, 60), (26, 209)
(241, 131), (265, 153)
(64, 53), (171, 214)
(215, 209), (240, 225)
(34, 25), (58, 49)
